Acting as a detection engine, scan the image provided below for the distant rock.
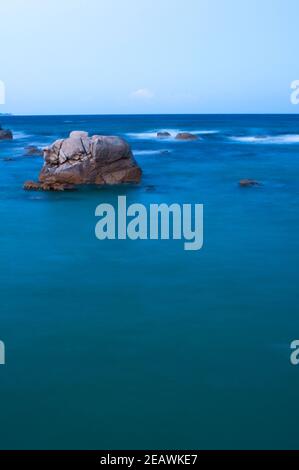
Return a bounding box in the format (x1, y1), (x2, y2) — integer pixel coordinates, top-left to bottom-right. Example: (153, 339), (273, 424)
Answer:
(24, 145), (43, 156)
(175, 132), (198, 141)
(24, 131), (142, 190)
(0, 126), (13, 140)
(157, 131), (171, 138)
(3, 157), (13, 161)
(239, 179), (260, 187)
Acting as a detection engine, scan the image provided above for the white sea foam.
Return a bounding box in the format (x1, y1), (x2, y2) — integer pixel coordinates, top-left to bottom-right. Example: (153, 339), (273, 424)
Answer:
(230, 134), (299, 144)
(27, 141), (49, 149)
(127, 129), (178, 140)
(13, 131), (33, 139)
(127, 129), (219, 140)
(194, 130), (219, 135)
(134, 150), (167, 156)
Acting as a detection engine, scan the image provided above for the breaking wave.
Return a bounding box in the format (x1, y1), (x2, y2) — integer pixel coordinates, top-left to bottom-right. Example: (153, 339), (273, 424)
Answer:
(126, 129), (219, 140)
(230, 134), (299, 144)
(13, 131), (33, 140)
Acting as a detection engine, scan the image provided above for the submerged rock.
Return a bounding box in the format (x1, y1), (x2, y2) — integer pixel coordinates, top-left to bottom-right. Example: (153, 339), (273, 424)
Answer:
(239, 179), (260, 187)
(0, 126), (13, 140)
(144, 185), (156, 192)
(175, 132), (198, 141)
(24, 131), (142, 190)
(157, 131), (171, 138)
(24, 145), (43, 156)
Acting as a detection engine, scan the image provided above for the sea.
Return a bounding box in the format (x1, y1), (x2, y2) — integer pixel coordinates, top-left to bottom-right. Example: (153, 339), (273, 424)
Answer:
(0, 114), (298, 449)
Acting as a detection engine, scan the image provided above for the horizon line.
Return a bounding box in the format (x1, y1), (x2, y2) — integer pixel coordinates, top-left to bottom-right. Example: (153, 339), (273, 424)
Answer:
(2, 112), (299, 117)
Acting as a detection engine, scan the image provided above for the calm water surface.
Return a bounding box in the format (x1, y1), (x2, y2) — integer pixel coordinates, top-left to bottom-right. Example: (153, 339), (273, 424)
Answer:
(0, 114), (298, 449)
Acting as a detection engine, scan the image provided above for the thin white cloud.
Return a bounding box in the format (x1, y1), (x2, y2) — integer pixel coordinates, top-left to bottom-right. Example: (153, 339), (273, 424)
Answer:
(131, 88), (154, 99)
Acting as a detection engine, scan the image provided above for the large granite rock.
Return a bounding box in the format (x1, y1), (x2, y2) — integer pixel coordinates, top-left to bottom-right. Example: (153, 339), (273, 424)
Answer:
(37, 131), (141, 187)
(0, 125), (13, 140)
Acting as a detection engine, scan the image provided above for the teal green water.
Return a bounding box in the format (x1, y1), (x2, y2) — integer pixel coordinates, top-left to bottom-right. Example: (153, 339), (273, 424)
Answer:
(0, 115), (299, 449)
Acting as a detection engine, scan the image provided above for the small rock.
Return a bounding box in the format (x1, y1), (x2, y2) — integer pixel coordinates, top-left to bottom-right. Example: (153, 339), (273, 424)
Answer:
(41, 182), (76, 191)
(239, 179), (260, 187)
(23, 181), (41, 191)
(145, 185), (156, 192)
(157, 132), (171, 138)
(0, 127), (13, 140)
(24, 145), (43, 156)
(175, 132), (198, 141)
(23, 180), (76, 191)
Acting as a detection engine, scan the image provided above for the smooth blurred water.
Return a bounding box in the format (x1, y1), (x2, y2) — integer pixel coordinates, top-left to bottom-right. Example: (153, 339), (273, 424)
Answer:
(0, 114), (299, 449)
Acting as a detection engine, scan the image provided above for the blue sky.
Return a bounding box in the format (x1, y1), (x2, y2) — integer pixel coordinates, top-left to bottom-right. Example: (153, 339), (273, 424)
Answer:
(0, 0), (299, 114)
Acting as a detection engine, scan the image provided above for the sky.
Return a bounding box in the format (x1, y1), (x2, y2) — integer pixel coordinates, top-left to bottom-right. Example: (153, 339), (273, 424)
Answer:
(0, 0), (299, 115)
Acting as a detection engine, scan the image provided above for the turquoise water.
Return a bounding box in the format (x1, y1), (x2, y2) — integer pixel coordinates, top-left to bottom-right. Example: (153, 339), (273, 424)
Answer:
(0, 114), (299, 449)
